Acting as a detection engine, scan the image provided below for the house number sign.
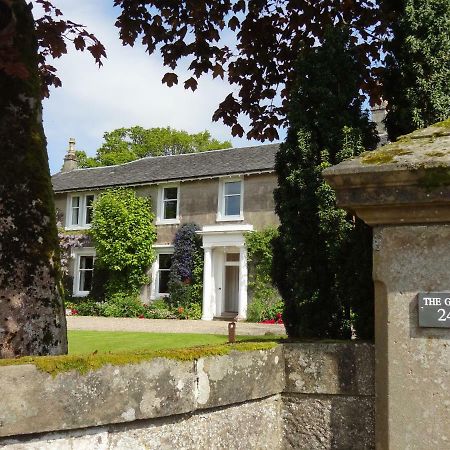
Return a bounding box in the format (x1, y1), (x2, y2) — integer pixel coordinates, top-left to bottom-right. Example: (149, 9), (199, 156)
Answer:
(418, 293), (450, 328)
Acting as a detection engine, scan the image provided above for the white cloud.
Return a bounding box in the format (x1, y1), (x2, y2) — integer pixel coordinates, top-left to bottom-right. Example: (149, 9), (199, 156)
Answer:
(36, 1), (282, 174)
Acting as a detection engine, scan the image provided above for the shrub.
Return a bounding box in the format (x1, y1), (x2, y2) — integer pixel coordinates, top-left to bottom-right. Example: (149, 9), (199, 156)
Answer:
(143, 299), (177, 319)
(247, 299), (284, 323)
(102, 293), (146, 318)
(186, 303), (202, 320)
(245, 228), (282, 323)
(168, 223), (203, 309)
(89, 188), (157, 297)
(176, 303), (202, 320)
(69, 298), (106, 316)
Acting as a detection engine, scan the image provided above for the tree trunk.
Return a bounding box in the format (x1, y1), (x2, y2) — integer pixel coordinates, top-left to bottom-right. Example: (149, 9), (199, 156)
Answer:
(0, 0), (67, 357)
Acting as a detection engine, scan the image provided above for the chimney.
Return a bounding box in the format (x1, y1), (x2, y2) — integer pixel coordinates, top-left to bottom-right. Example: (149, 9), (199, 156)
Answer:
(61, 138), (78, 172)
(371, 101), (388, 146)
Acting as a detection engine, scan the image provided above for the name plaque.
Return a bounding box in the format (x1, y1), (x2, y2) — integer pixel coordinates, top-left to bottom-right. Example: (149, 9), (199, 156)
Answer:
(418, 293), (450, 328)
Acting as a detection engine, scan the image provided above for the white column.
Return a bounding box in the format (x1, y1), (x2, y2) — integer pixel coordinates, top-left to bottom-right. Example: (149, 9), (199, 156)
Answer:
(202, 246), (213, 320)
(238, 246), (248, 319)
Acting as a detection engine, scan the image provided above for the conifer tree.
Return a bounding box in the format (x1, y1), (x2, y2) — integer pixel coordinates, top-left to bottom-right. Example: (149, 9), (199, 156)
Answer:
(273, 27), (378, 339)
(383, 0), (450, 140)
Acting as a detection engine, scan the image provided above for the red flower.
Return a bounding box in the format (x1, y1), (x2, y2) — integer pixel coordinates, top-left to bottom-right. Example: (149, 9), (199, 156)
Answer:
(71, 309), (78, 315)
(178, 306), (184, 314)
(138, 314), (144, 319)
(276, 313), (282, 319)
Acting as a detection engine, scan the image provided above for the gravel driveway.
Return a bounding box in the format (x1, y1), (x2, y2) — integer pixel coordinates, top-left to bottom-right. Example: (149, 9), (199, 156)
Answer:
(67, 316), (286, 336)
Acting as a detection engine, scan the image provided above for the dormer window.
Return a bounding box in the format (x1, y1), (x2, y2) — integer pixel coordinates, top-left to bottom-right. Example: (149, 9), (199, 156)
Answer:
(157, 184), (180, 225)
(67, 193), (96, 229)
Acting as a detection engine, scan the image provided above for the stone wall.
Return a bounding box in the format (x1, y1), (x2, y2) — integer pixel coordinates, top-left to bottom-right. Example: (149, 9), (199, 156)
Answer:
(282, 343), (375, 450)
(0, 343), (374, 449)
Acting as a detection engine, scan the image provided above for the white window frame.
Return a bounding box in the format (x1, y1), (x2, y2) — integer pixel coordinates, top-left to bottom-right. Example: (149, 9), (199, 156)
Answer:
(156, 184), (180, 225)
(150, 246), (175, 299)
(72, 248), (96, 297)
(66, 192), (96, 230)
(217, 177), (244, 222)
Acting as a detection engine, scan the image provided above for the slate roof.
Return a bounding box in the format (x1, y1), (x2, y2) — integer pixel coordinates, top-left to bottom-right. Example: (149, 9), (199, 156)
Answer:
(52, 144), (279, 193)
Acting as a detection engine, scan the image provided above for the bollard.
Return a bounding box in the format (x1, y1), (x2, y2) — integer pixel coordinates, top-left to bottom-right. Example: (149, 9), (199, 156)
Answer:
(228, 321), (236, 343)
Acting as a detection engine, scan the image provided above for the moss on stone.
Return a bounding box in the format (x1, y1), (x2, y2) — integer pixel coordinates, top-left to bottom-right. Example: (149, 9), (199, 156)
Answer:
(418, 166), (450, 190)
(0, 342), (278, 377)
(433, 118), (450, 129)
(361, 147), (413, 165)
(425, 151), (447, 157)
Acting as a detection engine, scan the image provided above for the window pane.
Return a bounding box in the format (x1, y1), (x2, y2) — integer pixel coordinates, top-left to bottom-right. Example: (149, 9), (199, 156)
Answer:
(225, 195), (240, 216)
(79, 270), (93, 292)
(159, 254), (172, 270)
(225, 181), (241, 195)
(226, 253), (239, 262)
(159, 271), (170, 294)
(85, 207), (93, 224)
(164, 187), (178, 200)
(85, 195), (95, 224)
(164, 200), (177, 219)
(80, 256), (94, 270)
(85, 195), (94, 207)
(71, 208), (80, 226)
(71, 196), (80, 207)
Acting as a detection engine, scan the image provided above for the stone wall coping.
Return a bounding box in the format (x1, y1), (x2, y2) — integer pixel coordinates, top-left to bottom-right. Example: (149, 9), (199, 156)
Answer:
(0, 342), (374, 439)
(323, 120), (450, 225)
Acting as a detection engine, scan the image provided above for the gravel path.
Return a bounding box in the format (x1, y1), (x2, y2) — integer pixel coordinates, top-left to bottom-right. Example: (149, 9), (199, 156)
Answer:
(67, 316), (286, 336)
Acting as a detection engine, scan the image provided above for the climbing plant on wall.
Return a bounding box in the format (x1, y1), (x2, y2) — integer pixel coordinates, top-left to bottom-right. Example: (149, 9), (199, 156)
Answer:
(89, 188), (157, 298)
(245, 228), (283, 322)
(58, 230), (92, 296)
(168, 223), (203, 317)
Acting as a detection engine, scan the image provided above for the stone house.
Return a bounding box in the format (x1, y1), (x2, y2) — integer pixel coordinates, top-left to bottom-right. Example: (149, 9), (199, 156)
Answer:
(51, 142), (279, 320)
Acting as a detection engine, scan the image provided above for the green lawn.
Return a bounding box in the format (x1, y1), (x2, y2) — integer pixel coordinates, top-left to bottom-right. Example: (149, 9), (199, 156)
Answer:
(68, 330), (283, 355)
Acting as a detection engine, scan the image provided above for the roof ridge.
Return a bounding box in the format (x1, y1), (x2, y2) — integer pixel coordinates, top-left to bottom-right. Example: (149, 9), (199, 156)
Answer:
(55, 143), (280, 175)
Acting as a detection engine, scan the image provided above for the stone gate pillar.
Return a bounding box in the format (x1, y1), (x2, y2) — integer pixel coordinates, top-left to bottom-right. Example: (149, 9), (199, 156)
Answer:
(323, 121), (450, 450)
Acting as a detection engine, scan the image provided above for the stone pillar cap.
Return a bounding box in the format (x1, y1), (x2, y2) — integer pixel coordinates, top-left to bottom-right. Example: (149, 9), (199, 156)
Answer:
(323, 119), (450, 226)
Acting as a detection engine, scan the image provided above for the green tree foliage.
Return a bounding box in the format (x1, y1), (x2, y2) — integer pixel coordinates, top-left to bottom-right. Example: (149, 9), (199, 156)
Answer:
(77, 126), (231, 167)
(273, 27), (378, 339)
(383, 0), (450, 140)
(245, 228), (283, 323)
(113, 1), (387, 140)
(89, 189), (157, 297)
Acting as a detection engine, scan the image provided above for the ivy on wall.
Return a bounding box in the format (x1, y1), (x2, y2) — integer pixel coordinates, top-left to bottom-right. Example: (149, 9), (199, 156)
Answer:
(245, 228), (283, 322)
(89, 188), (157, 297)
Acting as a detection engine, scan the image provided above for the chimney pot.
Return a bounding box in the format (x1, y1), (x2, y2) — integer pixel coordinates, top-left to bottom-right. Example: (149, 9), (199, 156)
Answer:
(61, 138), (79, 172)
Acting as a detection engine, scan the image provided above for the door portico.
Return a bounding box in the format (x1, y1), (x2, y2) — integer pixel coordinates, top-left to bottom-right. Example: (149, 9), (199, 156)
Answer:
(197, 224), (253, 320)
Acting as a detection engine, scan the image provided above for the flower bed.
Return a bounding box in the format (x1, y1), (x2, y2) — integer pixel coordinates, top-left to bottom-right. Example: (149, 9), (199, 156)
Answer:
(260, 313), (283, 324)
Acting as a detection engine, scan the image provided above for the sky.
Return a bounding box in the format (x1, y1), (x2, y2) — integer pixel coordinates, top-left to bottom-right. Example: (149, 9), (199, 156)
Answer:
(37, 1), (283, 174)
